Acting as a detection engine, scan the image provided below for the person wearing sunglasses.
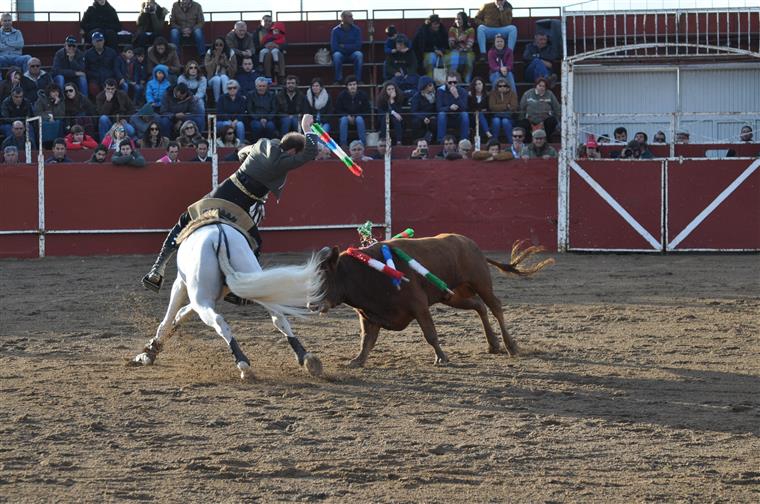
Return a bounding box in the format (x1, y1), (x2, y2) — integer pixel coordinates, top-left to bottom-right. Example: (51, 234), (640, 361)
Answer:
(488, 77), (517, 143)
(21, 57), (53, 97)
(509, 126), (526, 158)
(0, 12), (33, 72)
(435, 72), (469, 144)
(177, 59), (207, 115)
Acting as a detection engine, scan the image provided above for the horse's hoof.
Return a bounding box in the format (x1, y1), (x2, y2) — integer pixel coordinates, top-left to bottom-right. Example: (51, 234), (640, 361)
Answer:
(132, 353), (154, 366)
(237, 361), (252, 380)
(302, 353), (323, 378)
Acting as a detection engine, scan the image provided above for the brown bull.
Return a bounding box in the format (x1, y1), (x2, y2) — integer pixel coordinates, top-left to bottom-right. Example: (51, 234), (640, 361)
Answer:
(312, 234), (553, 367)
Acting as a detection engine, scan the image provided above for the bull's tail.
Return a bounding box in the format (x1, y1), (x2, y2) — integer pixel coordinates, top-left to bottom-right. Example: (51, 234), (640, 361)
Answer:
(486, 239), (555, 277)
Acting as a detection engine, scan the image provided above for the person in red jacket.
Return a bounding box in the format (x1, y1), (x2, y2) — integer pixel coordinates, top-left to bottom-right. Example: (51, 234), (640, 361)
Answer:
(64, 124), (99, 150)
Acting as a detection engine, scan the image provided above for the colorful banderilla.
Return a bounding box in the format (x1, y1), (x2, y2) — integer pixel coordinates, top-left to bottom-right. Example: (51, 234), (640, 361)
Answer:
(311, 123), (363, 177)
(346, 248), (408, 282)
(381, 244), (401, 290)
(390, 247), (454, 296)
(392, 228), (415, 239)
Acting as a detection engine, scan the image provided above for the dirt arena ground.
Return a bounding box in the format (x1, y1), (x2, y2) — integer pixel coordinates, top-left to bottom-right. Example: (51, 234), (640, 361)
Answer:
(1, 251), (759, 502)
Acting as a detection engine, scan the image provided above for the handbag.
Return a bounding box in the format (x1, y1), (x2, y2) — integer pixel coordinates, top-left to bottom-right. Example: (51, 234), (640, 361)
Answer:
(432, 56), (447, 86)
(314, 48), (332, 66)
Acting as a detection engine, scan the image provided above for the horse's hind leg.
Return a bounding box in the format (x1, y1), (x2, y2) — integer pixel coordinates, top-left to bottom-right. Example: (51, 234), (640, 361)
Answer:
(269, 310), (323, 377)
(443, 293), (503, 354)
(193, 304), (251, 379)
(133, 277), (188, 365)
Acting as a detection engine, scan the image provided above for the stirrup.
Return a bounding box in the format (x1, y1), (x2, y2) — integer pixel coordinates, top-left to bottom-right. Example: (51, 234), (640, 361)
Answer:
(142, 272), (163, 292)
(224, 292), (251, 306)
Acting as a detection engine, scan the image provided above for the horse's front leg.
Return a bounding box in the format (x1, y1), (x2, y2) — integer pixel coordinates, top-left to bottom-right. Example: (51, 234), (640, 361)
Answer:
(270, 310), (323, 378)
(133, 277), (188, 366)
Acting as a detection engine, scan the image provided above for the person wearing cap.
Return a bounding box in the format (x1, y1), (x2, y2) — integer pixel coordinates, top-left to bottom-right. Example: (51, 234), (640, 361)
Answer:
(0, 13), (32, 72)
(676, 129), (690, 144)
(169, 0), (207, 58)
(85, 31), (122, 97)
(519, 76), (560, 141)
(585, 138), (601, 159)
(2, 145), (19, 164)
(413, 14), (449, 80)
(521, 129), (557, 159)
(96, 77), (136, 140)
(384, 34), (418, 93)
(81, 0), (122, 50)
(52, 36), (88, 96)
(330, 11), (363, 84)
(472, 0), (518, 54)
(160, 81), (200, 138)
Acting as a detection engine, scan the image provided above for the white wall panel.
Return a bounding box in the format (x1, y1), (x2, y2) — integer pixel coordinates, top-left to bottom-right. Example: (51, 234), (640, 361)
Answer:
(573, 69), (677, 113)
(680, 67), (760, 113)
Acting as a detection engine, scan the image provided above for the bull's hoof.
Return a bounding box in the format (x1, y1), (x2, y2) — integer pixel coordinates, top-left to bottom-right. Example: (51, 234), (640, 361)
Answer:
(346, 357), (365, 368)
(131, 352), (154, 366)
(302, 353), (324, 378)
(237, 361), (253, 380)
(488, 345), (502, 355)
(434, 354), (449, 366)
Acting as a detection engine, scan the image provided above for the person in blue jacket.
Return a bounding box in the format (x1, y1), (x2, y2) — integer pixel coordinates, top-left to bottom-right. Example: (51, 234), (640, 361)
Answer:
(52, 36), (88, 97)
(330, 10), (362, 84)
(436, 72), (469, 143)
(84, 31), (121, 96)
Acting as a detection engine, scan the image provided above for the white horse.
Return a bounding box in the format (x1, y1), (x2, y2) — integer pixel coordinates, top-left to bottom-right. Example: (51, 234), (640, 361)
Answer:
(132, 222), (324, 379)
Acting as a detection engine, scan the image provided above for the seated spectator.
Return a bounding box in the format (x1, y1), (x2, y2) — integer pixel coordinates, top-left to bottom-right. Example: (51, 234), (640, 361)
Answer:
(21, 58), (53, 98)
(248, 77), (277, 142)
(522, 32), (555, 84)
(88, 143), (109, 162)
(46, 138), (73, 163)
(62, 83), (97, 135)
(81, 0), (122, 50)
(458, 139), (473, 158)
(156, 141), (180, 162)
(102, 122), (136, 151)
(446, 12), (475, 84)
(413, 15), (449, 80)
(234, 56), (259, 98)
(436, 72), (469, 143)
(190, 138), (210, 161)
(331, 11), (363, 84)
(1, 87), (32, 138)
(85, 32), (121, 97)
(488, 77), (517, 143)
(652, 130), (666, 143)
(135, 0), (169, 49)
(376, 81), (404, 145)
(3, 145), (19, 164)
(519, 77), (560, 141)
(468, 76), (492, 140)
(96, 78), (136, 140)
(205, 37), (237, 105)
(112, 142), (146, 167)
(473, 0), (517, 53)
(216, 79), (247, 142)
(0, 66), (23, 102)
(138, 120), (170, 149)
(169, 0), (206, 57)
(521, 129), (556, 158)
(177, 60), (206, 114)
(145, 64), (171, 111)
(216, 124), (242, 148)
(304, 77), (332, 133)
(1, 120), (34, 151)
(676, 129), (691, 144)
(409, 138), (429, 159)
(487, 33), (516, 92)
(436, 134), (463, 160)
(349, 140), (373, 162)
(160, 82), (200, 138)
(226, 21), (255, 63)
(385, 34), (418, 93)
(0, 13), (32, 72)
(65, 124), (98, 150)
(384, 25), (399, 56)
(176, 119), (202, 147)
(508, 126), (526, 158)
(740, 125), (753, 142)
(35, 84), (65, 141)
(118, 45), (146, 102)
(259, 21), (287, 83)
(146, 37), (181, 80)
(53, 36), (88, 97)
(370, 137), (390, 160)
(473, 138), (514, 161)
(410, 76), (437, 144)
(585, 138), (601, 159)
(275, 75), (306, 135)
(335, 76), (370, 147)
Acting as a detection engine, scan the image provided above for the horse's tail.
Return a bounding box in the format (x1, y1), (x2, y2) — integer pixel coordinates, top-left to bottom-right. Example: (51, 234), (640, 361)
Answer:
(216, 229), (324, 318)
(486, 239), (555, 277)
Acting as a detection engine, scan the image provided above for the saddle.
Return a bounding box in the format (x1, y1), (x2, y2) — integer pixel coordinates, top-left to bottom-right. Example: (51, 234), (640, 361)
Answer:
(176, 198), (257, 249)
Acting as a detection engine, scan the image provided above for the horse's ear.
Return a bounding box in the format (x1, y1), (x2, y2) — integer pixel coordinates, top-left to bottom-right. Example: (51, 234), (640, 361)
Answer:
(328, 246), (340, 270)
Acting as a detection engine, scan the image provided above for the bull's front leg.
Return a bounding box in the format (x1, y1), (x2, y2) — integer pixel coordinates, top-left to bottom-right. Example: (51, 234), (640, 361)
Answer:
(347, 315), (380, 368)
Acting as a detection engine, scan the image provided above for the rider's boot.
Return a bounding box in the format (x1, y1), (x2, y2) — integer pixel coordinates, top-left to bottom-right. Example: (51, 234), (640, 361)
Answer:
(142, 223), (183, 292)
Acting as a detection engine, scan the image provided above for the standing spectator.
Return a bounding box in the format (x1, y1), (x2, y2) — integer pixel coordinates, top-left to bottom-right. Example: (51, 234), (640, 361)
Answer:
(2, 145), (19, 164)
(204, 37), (237, 105)
(234, 56), (259, 98)
(0, 13), (32, 72)
(146, 36), (181, 80)
(190, 138), (210, 161)
(52, 37), (88, 97)
(177, 60), (207, 115)
(21, 58), (53, 98)
(614, 126), (628, 143)
(96, 78), (136, 140)
(488, 77), (518, 143)
(216, 124), (242, 148)
(446, 12), (475, 84)
(304, 77), (332, 133)
(331, 11), (363, 84)
(257, 16), (287, 82)
(739, 125), (753, 142)
(413, 14), (449, 80)
(0, 87), (32, 138)
(81, 0), (122, 50)
(160, 82), (201, 137)
(275, 75), (306, 135)
(64, 124), (98, 150)
(169, 0), (206, 58)
(468, 76), (492, 141)
(138, 120), (170, 149)
(117, 45), (146, 102)
(376, 81), (404, 145)
(335, 76), (370, 147)
(384, 34), (418, 93)
(216, 79), (247, 142)
(84, 32), (121, 97)
(521, 129), (556, 158)
(409, 76), (437, 143)
(487, 33), (515, 92)
(88, 144), (109, 163)
(436, 72), (469, 143)
(458, 139), (473, 158)
(247, 77), (277, 142)
(46, 138), (73, 163)
(1, 120), (35, 151)
(226, 21), (255, 67)
(135, 0), (169, 49)
(409, 138), (429, 159)
(522, 32), (555, 84)
(35, 84), (65, 141)
(519, 77), (560, 141)
(508, 126), (526, 158)
(436, 135), (463, 160)
(0, 67), (22, 102)
(145, 64), (171, 111)
(156, 141), (180, 162)
(101, 122), (136, 151)
(175, 119), (201, 147)
(62, 82), (97, 135)
(112, 142), (146, 167)
(472, 0), (517, 53)
(348, 140), (373, 162)
(384, 25), (399, 56)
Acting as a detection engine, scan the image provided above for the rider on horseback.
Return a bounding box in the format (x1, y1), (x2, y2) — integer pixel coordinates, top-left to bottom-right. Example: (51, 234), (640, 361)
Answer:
(142, 114), (318, 294)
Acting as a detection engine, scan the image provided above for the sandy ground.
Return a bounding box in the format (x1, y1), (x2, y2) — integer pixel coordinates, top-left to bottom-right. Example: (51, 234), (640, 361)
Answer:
(1, 251), (759, 503)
